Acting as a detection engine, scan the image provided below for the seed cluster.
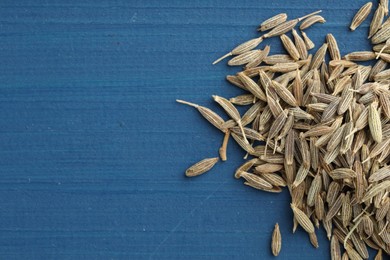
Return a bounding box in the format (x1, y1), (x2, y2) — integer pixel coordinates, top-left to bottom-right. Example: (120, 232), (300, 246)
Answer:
(178, 2), (390, 259)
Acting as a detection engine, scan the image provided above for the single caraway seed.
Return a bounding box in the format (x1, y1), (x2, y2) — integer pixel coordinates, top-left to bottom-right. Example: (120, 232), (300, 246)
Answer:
(350, 2), (373, 31)
(271, 223), (282, 256)
(259, 13), (288, 31)
(369, 4), (385, 38)
(327, 33), (341, 60)
(368, 101), (383, 143)
(301, 31), (315, 49)
(291, 203), (315, 233)
(185, 157), (219, 177)
(299, 15), (326, 30)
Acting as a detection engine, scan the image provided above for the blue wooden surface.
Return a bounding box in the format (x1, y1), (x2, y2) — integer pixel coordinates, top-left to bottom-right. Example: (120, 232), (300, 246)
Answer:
(0, 0), (378, 259)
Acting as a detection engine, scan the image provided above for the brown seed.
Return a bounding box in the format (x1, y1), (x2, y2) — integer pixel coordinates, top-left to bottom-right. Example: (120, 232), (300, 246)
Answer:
(185, 157), (219, 177)
(271, 223), (282, 256)
(344, 51), (376, 61)
(176, 100), (226, 132)
(292, 29), (308, 59)
(331, 235), (342, 260)
(350, 2), (373, 31)
(237, 72), (267, 101)
(368, 101), (383, 143)
(327, 33), (341, 60)
(307, 174), (322, 207)
(372, 23), (390, 44)
(311, 43), (328, 70)
(213, 37), (263, 64)
(213, 95), (249, 144)
(301, 31), (315, 50)
(280, 34), (300, 60)
(381, 0), (389, 14)
(300, 15), (326, 30)
(228, 50), (264, 66)
(291, 203), (315, 233)
(369, 4), (385, 38)
(325, 193), (345, 222)
(259, 13), (288, 32)
(362, 180), (390, 202)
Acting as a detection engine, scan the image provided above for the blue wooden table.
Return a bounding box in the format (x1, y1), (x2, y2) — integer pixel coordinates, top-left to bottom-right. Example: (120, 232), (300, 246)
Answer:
(0, 0), (377, 259)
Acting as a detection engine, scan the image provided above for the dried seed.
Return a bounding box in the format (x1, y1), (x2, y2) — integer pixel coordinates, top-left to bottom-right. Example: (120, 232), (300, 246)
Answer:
(331, 235), (342, 260)
(259, 13), (288, 32)
(185, 157), (219, 177)
(327, 33), (341, 60)
(280, 34), (300, 60)
(177, 100), (225, 132)
(237, 72), (267, 101)
(381, 0), (389, 15)
(300, 15), (326, 30)
(271, 223), (282, 256)
(213, 37), (263, 64)
(311, 43), (328, 70)
(291, 203), (315, 234)
(292, 29), (308, 59)
(301, 31), (315, 50)
(228, 49), (263, 66)
(350, 2), (373, 31)
(369, 4), (385, 38)
(362, 180), (390, 202)
(368, 101), (383, 143)
(344, 51), (376, 61)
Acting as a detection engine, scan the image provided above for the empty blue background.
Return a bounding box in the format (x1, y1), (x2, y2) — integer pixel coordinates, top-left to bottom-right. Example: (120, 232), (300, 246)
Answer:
(0, 0), (377, 259)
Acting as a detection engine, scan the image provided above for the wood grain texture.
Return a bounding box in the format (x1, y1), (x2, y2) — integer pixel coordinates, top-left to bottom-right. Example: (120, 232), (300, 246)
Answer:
(0, 0), (376, 259)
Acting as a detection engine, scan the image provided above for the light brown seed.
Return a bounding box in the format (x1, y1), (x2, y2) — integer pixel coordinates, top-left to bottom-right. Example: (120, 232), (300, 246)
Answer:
(185, 157), (219, 177)
(292, 29), (308, 59)
(350, 2), (373, 31)
(237, 72), (267, 101)
(372, 23), (390, 44)
(280, 34), (300, 60)
(213, 37), (263, 64)
(240, 171), (273, 189)
(311, 43), (328, 70)
(307, 174), (322, 207)
(300, 15), (326, 30)
(327, 33), (341, 60)
(290, 203), (315, 234)
(228, 49), (263, 66)
(176, 100), (226, 132)
(325, 193), (345, 222)
(344, 51), (376, 61)
(229, 94), (255, 106)
(368, 101), (383, 143)
(259, 13), (288, 32)
(362, 180), (390, 202)
(331, 235), (342, 260)
(374, 249), (382, 260)
(213, 95), (249, 144)
(381, 0), (389, 14)
(309, 232), (319, 248)
(245, 45), (271, 69)
(272, 80), (298, 106)
(301, 31), (315, 50)
(271, 223), (282, 256)
(369, 4), (385, 38)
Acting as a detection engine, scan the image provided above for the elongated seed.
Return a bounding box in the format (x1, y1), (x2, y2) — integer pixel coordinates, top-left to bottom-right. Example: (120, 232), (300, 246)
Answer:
(300, 15), (326, 30)
(185, 157), (219, 177)
(350, 2), (373, 31)
(259, 13), (288, 32)
(369, 4), (385, 38)
(271, 223), (282, 256)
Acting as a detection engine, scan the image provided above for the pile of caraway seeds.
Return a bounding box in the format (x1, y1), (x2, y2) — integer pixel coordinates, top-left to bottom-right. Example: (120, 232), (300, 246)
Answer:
(177, 1), (390, 259)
